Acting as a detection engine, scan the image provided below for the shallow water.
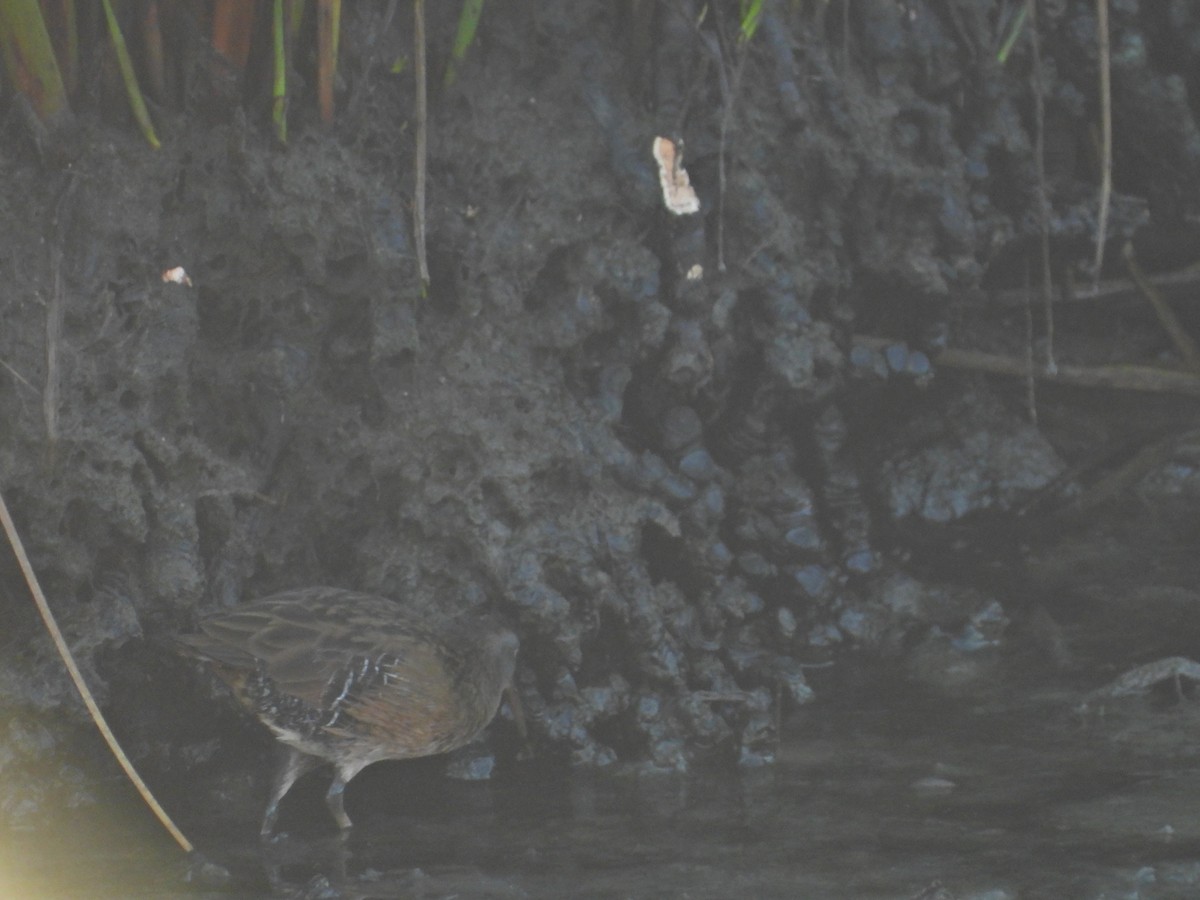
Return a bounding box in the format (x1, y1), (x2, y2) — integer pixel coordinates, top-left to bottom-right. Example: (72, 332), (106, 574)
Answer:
(6, 674), (1200, 899)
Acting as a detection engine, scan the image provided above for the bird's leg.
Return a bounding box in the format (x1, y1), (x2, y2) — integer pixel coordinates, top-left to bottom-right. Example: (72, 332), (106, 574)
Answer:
(262, 745), (320, 837)
(325, 775), (352, 830)
(504, 683), (533, 760)
(326, 760), (369, 830)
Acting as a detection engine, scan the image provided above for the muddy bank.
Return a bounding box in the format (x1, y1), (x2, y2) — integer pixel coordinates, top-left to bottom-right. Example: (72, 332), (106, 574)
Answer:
(3, 0), (1200, 860)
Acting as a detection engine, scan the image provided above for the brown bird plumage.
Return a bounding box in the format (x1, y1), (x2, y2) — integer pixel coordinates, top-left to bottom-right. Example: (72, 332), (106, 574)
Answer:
(176, 587), (520, 834)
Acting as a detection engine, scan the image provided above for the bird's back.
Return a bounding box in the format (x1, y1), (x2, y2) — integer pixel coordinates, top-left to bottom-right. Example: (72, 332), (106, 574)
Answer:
(177, 587), (518, 763)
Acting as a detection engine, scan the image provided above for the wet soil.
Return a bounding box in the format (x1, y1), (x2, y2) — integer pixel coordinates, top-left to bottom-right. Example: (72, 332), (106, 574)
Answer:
(6, 1), (1200, 896)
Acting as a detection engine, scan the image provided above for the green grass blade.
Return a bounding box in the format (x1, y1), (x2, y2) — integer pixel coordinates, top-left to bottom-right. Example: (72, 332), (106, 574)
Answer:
(287, 0), (306, 44)
(739, 0), (764, 44)
(996, 4), (1029, 65)
(444, 0), (484, 88)
(0, 0), (70, 124)
(101, 0), (159, 148)
(273, 0), (287, 143)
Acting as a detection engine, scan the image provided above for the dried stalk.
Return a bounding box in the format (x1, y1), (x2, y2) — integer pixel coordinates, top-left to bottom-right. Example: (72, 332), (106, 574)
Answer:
(0, 488), (194, 854)
(1093, 0), (1112, 285)
(1025, 0), (1054, 375)
(933, 346), (1200, 397)
(1123, 241), (1200, 373)
(413, 0), (429, 286)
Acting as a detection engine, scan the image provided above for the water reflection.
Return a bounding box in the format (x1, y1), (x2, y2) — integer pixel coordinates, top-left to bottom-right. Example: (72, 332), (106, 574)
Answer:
(7, 675), (1200, 898)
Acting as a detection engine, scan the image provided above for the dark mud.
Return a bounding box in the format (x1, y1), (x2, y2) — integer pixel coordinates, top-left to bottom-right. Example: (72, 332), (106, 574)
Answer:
(5, 1), (1200, 896)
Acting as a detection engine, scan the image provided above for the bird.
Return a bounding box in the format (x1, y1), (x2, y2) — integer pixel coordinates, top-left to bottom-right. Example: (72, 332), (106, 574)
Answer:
(175, 586), (522, 835)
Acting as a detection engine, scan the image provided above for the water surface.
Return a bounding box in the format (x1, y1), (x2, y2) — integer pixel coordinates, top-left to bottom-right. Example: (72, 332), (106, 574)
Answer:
(6, 674), (1200, 899)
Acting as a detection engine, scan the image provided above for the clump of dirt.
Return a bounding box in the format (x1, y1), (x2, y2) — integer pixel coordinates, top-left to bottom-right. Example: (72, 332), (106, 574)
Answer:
(4, 1), (1200, 826)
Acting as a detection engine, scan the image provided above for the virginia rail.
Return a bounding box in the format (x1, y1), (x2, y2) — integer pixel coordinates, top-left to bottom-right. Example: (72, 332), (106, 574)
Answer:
(176, 587), (521, 834)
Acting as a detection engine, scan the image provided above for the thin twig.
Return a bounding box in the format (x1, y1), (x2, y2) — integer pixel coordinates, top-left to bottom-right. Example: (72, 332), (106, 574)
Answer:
(1123, 241), (1200, 373)
(987, 263), (1200, 307)
(413, 0), (429, 287)
(44, 244), (61, 462)
(932, 345), (1200, 397)
(1025, 0), (1055, 376)
(0, 358), (39, 395)
(1023, 261), (1037, 423)
(854, 333), (1200, 397)
(45, 176), (77, 466)
(841, 0), (849, 74)
(671, 0), (733, 271)
(0, 488), (194, 854)
(1093, 0), (1112, 286)
(1066, 431), (1200, 515)
(709, 3), (743, 274)
(716, 92), (730, 272)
